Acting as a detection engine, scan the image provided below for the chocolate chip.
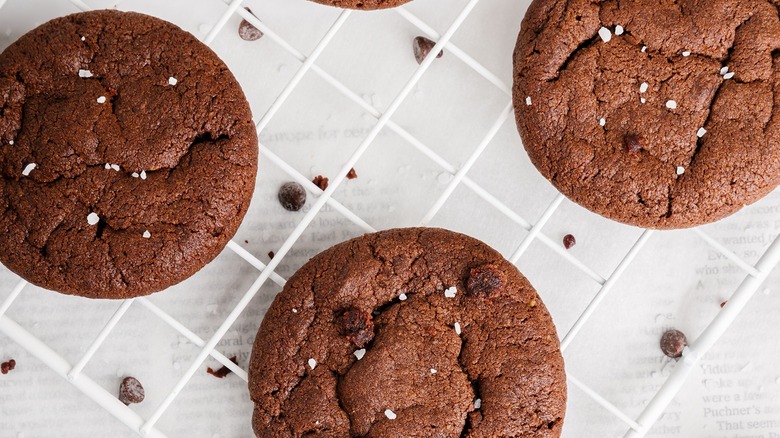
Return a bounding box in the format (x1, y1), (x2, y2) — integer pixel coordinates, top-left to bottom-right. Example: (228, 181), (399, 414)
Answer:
(563, 234), (576, 250)
(346, 168), (358, 180)
(312, 175), (329, 191)
(238, 8), (264, 41)
(1, 359), (16, 375)
(207, 356), (239, 378)
(624, 134), (642, 153)
(466, 264), (506, 298)
(118, 376), (145, 405)
(660, 329), (687, 358)
(413, 36), (444, 65)
(340, 308), (374, 348)
(278, 182), (306, 211)
(268, 251), (275, 259)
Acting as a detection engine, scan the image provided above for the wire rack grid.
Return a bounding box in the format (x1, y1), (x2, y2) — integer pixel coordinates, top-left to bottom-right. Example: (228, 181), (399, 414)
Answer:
(1, 0), (779, 437)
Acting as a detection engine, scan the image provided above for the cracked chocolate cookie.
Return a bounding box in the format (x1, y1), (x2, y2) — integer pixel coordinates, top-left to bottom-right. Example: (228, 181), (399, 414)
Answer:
(309, 0), (411, 10)
(513, 0), (780, 229)
(0, 10), (258, 298)
(248, 228), (566, 437)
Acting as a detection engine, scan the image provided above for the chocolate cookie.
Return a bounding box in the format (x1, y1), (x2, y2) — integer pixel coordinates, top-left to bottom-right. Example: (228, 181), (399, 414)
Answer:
(513, 0), (780, 229)
(309, 0), (411, 10)
(0, 10), (258, 298)
(248, 228), (566, 437)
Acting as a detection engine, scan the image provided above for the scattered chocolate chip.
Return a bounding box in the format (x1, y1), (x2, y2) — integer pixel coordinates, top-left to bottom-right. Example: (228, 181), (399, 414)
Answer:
(238, 8), (264, 41)
(466, 264), (506, 298)
(413, 36), (444, 65)
(1, 359), (16, 375)
(660, 329), (687, 358)
(340, 308), (374, 348)
(346, 168), (358, 180)
(312, 175), (329, 191)
(278, 182), (306, 211)
(720, 300), (728, 308)
(118, 376), (145, 405)
(624, 134), (642, 153)
(207, 355), (239, 378)
(268, 251), (275, 259)
(563, 234), (576, 250)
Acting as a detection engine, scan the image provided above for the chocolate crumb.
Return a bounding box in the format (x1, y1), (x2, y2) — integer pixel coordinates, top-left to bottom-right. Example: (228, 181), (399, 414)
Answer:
(340, 308), (374, 348)
(624, 134), (642, 153)
(1, 359), (16, 375)
(660, 329), (687, 358)
(466, 264), (506, 298)
(413, 36), (444, 65)
(312, 175), (329, 191)
(244, 240), (249, 244)
(563, 234), (576, 250)
(346, 168), (358, 180)
(207, 356), (239, 378)
(118, 376), (145, 405)
(268, 251), (275, 259)
(720, 300), (728, 308)
(278, 182), (306, 211)
(238, 8), (264, 41)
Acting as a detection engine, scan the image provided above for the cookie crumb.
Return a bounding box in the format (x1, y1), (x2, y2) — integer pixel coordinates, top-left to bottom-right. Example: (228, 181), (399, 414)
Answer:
(413, 36), (443, 65)
(78, 69), (93, 78)
(1, 359), (16, 375)
(238, 8), (264, 41)
(268, 251), (275, 259)
(207, 356), (239, 378)
(340, 308), (375, 348)
(308, 358), (317, 370)
(624, 134), (642, 153)
(168, 76), (178, 86)
(142, 230), (151, 239)
(346, 168), (358, 180)
(598, 27), (612, 43)
(118, 376), (145, 405)
(97, 96), (106, 104)
(444, 286), (457, 298)
(87, 212), (100, 226)
(354, 349), (366, 360)
(720, 300), (728, 308)
(278, 182), (306, 211)
(312, 175), (329, 191)
(660, 329), (687, 358)
(22, 163), (36, 176)
(466, 264), (506, 298)
(384, 409), (397, 420)
(563, 234), (576, 250)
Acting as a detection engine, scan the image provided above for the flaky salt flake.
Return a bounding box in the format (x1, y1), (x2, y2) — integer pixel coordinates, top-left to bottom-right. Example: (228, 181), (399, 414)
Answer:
(292, 308), (298, 313)
(640, 97), (647, 104)
(430, 368), (437, 374)
(474, 399), (482, 409)
(598, 27), (612, 43)
(615, 25), (624, 35)
(80, 36), (86, 41)
(140, 170), (147, 180)
(641, 45), (647, 52)
(132, 172), (139, 178)
(168, 76), (178, 86)
(723, 72), (735, 80)
(97, 96), (107, 104)
(676, 166), (685, 175)
(87, 212), (100, 226)
(398, 293), (408, 301)
(454, 322), (462, 335)
(682, 51), (691, 57)
(105, 163), (111, 169)
(599, 118), (606, 127)
(142, 230), (151, 239)
(720, 66), (729, 75)
(354, 349), (366, 360)
(525, 96), (532, 106)
(8, 140), (13, 145)
(22, 163), (36, 176)
(308, 358), (317, 370)
(444, 286), (457, 298)
(639, 82), (648, 93)
(697, 127), (707, 138)
(384, 409), (397, 420)
(666, 100), (677, 109)
(78, 69), (93, 78)
(111, 164), (120, 171)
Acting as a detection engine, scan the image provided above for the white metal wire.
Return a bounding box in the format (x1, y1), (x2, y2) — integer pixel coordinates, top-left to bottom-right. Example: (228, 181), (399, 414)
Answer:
(0, 0), (779, 437)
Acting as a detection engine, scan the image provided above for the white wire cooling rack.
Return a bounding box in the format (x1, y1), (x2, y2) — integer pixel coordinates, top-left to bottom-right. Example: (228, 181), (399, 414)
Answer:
(2, 0), (780, 437)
